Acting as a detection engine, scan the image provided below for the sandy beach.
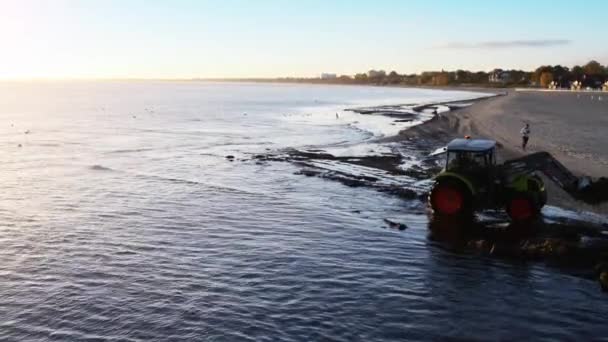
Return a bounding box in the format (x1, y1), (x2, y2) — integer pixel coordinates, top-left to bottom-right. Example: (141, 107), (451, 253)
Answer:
(403, 89), (608, 214)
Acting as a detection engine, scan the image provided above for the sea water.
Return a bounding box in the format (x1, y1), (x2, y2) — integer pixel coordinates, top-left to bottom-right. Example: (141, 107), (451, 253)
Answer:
(0, 81), (606, 341)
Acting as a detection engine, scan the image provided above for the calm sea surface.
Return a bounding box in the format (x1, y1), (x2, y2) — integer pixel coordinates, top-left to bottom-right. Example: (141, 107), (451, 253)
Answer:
(0, 81), (606, 341)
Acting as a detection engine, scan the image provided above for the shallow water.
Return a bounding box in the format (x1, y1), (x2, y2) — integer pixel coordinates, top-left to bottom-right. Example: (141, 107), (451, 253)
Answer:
(0, 81), (606, 341)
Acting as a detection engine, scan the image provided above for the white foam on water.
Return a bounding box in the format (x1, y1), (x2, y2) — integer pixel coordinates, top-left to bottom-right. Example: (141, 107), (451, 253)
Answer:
(542, 205), (608, 225)
(283, 91), (496, 139)
(282, 104), (415, 138)
(435, 105), (451, 113)
(429, 146), (448, 157)
(447, 102), (474, 108)
(303, 159), (426, 190)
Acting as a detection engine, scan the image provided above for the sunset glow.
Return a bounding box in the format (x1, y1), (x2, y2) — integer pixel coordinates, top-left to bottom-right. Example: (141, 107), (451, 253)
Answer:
(1, 0), (607, 80)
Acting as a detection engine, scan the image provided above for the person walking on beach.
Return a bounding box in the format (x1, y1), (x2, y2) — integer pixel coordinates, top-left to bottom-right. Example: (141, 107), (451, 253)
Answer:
(520, 123), (530, 150)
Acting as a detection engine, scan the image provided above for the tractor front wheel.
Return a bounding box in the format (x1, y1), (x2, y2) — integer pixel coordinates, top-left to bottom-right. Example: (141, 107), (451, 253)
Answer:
(429, 180), (473, 217)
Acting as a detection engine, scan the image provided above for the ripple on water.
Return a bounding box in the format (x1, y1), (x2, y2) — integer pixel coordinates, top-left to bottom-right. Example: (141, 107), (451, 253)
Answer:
(1, 83), (607, 341)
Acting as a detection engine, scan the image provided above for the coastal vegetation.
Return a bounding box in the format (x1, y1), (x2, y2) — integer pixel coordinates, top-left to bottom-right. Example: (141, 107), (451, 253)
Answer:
(216, 60), (608, 89)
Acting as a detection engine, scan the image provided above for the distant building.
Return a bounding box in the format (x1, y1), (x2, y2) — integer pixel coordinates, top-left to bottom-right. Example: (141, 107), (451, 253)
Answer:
(367, 70), (386, 78)
(431, 72), (449, 86)
(320, 73), (337, 80)
(488, 69), (511, 83)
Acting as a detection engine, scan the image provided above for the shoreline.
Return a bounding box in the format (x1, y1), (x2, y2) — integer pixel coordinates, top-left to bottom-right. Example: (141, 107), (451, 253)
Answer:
(257, 85), (607, 216)
(398, 89), (608, 215)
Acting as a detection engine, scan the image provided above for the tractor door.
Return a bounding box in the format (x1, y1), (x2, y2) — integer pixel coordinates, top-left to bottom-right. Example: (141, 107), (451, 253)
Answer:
(484, 148), (501, 206)
(469, 150), (494, 200)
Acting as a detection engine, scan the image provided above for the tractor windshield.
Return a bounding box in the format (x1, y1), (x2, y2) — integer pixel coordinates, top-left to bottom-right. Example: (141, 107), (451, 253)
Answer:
(446, 150), (493, 172)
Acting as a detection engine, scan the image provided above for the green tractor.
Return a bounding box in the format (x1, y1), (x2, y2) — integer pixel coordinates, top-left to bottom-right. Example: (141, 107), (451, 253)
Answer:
(427, 138), (584, 222)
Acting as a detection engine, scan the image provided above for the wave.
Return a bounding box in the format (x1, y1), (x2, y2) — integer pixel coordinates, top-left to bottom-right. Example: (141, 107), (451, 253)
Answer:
(107, 148), (156, 154)
(131, 172), (271, 198)
(89, 165), (113, 171)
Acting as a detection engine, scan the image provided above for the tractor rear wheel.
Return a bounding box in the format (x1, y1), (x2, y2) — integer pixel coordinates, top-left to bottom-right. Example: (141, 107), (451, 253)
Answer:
(506, 193), (540, 222)
(429, 179), (473, 217)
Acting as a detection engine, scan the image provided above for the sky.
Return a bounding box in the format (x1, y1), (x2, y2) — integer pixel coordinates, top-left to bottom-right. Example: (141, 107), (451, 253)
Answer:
(1, 0), (607, 79)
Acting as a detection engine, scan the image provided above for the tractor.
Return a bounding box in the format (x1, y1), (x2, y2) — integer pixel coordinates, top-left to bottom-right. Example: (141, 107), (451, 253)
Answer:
(428, 138), (586, 222)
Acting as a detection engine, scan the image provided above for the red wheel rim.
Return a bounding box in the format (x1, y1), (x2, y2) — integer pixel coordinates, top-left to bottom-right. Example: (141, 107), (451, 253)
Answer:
(432, 186), (463, 215)
(509, 198), (534, 221)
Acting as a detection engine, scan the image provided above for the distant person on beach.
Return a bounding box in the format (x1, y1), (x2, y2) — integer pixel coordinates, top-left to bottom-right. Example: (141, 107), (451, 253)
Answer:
(520, 123), (530, 150)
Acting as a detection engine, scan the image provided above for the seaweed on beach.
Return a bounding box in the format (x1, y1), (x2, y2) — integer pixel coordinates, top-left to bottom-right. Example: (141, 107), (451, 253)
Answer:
(251, 143), (434, 202)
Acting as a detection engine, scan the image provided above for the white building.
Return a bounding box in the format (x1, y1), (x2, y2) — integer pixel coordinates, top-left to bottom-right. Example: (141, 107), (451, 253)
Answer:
(320, 73), (337, 80)
(488, 69), (511, 83)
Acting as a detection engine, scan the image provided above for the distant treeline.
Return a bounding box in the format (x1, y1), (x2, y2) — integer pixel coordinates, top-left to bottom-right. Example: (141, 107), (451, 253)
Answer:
(214, 60), (608, 89)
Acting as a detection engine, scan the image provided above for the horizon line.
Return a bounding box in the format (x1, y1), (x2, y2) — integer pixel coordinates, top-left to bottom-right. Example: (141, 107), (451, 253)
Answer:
(1, 61), (604, 82)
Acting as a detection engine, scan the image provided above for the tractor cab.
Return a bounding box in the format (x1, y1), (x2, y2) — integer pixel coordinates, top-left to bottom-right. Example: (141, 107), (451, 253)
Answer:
(445, 138), (496, 174)
(429, 138), (499, 218)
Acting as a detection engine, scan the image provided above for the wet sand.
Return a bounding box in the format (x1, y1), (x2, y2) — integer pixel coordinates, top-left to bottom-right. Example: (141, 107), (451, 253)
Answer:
(402, 89), (608, 214)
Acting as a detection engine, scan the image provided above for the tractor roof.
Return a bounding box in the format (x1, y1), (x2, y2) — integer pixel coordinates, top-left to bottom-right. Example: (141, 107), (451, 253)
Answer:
(447, 138), (496, 152)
